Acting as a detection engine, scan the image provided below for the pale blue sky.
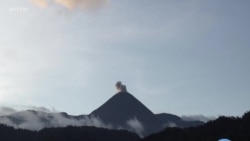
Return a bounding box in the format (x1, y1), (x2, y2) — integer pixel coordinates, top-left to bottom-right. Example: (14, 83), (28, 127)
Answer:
(0, 0), (249, 117)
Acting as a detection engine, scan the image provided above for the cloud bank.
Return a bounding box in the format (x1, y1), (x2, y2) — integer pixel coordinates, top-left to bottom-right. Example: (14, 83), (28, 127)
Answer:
(0, 107), (147, 136)
(181, 115), (216, 122)
(0, 110), (111, 131)
(126, 117), (144, 136)
(31, 0), (108, 10)
(0, 107), (16, 116)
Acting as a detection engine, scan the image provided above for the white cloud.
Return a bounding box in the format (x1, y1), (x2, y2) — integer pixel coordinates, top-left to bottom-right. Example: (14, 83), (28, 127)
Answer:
(0, 107), (16, 116)
(126, 117), (144, 136)
(163, 122), (177, 128)
(181, 115), (216, 122)
(0, 109), (111, 130)
(0, 107), (145, 135)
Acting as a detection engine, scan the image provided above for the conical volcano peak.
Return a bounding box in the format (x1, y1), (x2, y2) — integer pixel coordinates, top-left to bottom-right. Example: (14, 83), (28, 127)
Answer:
(115, 81), (127, 93)
(90, 82), (204, 136)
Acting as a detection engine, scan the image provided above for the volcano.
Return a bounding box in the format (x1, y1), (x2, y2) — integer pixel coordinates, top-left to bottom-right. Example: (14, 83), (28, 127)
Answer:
(91, 91), (158, 135)
(90, 84), (203, 136)
(0, 82), (204, 137)
(91, 91), (155, 125)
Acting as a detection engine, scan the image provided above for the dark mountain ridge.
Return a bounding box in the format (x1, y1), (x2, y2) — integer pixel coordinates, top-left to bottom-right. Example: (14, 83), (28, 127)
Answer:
(0, 83), (203, 136)
(142, 111), (250, 141)
(90, 91), (203, 136)
(91, 92), (155, 124)
(0, 124), (140, 141)
(0, 110), (249, 141)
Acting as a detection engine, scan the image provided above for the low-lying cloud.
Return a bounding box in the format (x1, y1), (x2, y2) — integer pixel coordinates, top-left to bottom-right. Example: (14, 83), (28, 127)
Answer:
(181, 115), (216, 122)
(0, 108), (111, 131)
(0, 107), (147, 136)
(31, 0), (108, 10)
(126, 117), (144, 136)
(0, 107), (16, 116)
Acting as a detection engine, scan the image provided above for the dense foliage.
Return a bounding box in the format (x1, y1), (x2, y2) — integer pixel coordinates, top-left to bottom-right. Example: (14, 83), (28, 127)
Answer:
(0, 111), (249, 141)
(0, 125), (139, 141)
(143, 111), (250, 141)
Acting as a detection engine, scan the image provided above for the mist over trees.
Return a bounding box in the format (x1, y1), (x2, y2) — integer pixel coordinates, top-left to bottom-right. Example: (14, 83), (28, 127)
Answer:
(0, 124), (140, 141)
(0, 111), (249, 141)
(142, 111), (250, 141)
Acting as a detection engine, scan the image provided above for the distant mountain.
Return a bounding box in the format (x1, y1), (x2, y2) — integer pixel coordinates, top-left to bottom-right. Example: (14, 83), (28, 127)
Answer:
(0, 110), (249, 141)
(0, 111), (250, 141)
(90, 91), (203, 136)
(0, 92), (203, 136)
(142, 111), (250, 141)
(0, 110), (108, 131)
(91, 92), (155, 125)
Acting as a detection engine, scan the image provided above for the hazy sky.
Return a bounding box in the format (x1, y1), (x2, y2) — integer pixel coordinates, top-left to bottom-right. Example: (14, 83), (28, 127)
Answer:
(0, 0), (249, 117)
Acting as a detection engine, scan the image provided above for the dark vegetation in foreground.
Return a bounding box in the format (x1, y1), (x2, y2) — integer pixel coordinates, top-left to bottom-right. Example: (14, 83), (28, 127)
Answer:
(143, 111), (250, 141)
(0, 125), (139, 141)
(0, 111), (249, 141)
